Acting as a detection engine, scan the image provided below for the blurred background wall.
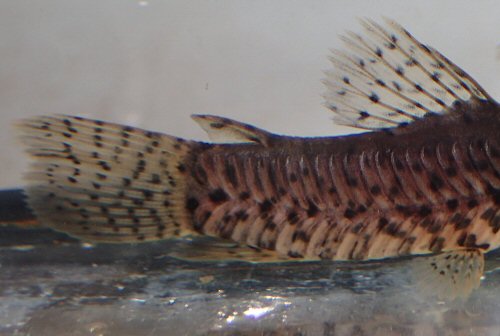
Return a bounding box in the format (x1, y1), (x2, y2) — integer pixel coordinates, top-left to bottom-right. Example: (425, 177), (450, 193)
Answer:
(1, 0), (499, 188)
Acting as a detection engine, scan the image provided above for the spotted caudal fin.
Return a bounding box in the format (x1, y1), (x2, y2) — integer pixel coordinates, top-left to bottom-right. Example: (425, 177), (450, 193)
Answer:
(18, 115), (196, 242)
(410, 249), (484, 301)
(323, 18), (495, 130)
(191, 114), (279, 147)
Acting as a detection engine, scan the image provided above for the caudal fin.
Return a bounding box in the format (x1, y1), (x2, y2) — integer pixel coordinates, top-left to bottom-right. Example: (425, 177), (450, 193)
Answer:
(18, 115), (196, 242)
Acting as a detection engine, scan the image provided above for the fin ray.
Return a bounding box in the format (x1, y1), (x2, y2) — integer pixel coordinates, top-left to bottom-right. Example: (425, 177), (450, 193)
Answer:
(191, 114), (278, 147)
(409, 249), (484, 301)
(324, 19), (494, 130)
(170, 237), (304, 263)
(18, 115), (196, 243)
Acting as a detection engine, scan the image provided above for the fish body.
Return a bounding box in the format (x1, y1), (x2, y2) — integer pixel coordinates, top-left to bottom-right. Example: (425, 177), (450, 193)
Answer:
(18, 19), (498, 298)
(186, 103), (500, 261)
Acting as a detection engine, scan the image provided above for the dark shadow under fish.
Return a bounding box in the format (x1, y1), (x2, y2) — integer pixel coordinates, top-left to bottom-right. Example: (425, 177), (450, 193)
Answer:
(17, 19), (499, 300)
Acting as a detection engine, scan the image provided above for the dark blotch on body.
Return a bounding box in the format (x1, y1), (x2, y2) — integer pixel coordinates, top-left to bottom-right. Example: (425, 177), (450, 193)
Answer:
(344, 208), (356, 219)
(225, 163), (238, 187)
(287, 211), (299, 225)
(418, 205), (432, 217)
(259, 199), (273, 213)
(239, 192), (250, 201)
(370, 185), (381, 195)
(429, 173), (444, 191)
(186, 197), (199, 213)
(446, 199), (459, 211)
(209, 188), (229, 204)
(307, 200), (319, 217)
(378, 217), (388, 230)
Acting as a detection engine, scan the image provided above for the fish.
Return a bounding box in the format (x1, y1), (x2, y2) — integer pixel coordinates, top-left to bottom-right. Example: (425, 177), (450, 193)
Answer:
(17, 19), (498, 300)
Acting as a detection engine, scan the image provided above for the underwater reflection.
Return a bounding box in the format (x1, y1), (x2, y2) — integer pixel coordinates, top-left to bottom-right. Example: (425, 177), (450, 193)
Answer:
(1, 226), (499, 335)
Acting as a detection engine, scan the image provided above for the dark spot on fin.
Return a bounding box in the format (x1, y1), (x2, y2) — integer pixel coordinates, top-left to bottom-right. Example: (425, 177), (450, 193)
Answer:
(409, 249), (484, 301)
(18, 114), (195, 243)
(191, 114), (283, 147)
(323, 19), (494, 131)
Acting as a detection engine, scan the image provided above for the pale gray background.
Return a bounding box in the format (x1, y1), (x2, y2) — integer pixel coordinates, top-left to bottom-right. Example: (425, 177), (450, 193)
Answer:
(1, 0), (499, 188)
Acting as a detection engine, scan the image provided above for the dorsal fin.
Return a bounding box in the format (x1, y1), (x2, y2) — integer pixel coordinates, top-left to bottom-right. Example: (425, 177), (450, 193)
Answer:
(191, 114), (278, 147)
(323, 18), (495, 131)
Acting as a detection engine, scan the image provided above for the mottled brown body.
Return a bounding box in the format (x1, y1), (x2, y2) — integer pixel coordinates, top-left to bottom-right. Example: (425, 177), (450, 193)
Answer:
(185, 101), (500, 260)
